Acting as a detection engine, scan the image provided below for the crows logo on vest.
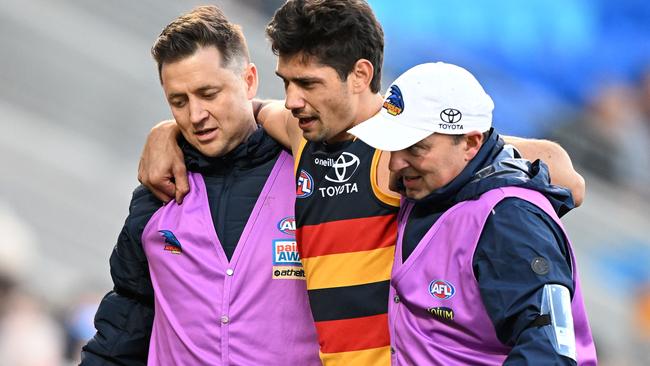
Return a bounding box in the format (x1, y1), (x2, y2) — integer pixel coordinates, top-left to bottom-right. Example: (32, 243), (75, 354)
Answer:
(429, 279), (456, 300)
(272, 239), (305, 280)
(296, 170), (314, 198)
(383, 85), (404, 116)
(159, 230), (182, 254)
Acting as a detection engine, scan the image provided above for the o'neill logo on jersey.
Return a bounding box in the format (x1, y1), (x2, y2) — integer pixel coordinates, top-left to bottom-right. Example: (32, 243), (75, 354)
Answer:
(296, 170), (314, 198)
(429, 279), (456, 300)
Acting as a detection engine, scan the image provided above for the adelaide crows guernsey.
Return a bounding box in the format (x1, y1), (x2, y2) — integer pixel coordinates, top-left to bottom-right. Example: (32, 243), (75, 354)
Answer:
(295, 138), (399, 365)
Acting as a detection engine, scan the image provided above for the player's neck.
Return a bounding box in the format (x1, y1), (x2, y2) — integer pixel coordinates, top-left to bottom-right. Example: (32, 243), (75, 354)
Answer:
(324, 93), (384, 145)
(352, 92), (384, 127)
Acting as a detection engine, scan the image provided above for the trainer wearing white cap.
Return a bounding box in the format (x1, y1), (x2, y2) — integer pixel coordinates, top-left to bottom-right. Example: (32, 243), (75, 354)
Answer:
(350, 62), (597, 366)
(349, 62), (493, 152)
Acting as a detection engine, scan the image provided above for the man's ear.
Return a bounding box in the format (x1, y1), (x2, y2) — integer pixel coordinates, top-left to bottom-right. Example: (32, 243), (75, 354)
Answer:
(464, 131), (484, 161)
(243, 63), (259, 99)
(349, 59), (374, 94)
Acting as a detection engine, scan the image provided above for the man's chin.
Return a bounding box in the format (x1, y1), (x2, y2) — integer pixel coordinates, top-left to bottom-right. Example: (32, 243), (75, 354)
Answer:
(196, 144), (227, 158)
(302, 130), (326, 143)
(405, 189), (425, 200)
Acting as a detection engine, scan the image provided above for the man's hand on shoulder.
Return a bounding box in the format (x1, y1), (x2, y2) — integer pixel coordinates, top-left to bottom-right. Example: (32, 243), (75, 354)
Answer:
(138, 120), (189, 204)
(255, 99), (303, 155)
(503, 136), (585, 207)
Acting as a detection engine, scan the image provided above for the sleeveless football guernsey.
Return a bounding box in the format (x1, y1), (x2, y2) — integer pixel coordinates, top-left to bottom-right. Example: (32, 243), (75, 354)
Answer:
(295, 139), (399, 365)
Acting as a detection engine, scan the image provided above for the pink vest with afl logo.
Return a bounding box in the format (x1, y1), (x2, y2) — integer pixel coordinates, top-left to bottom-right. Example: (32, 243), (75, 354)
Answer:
(141, 152), (320, 366)
(389, 186), (597, 365)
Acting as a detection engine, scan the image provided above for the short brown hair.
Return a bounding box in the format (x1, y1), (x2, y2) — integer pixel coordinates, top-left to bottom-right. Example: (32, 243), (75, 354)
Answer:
(266, 0), (384, 93)
(151, 5), (249, 81)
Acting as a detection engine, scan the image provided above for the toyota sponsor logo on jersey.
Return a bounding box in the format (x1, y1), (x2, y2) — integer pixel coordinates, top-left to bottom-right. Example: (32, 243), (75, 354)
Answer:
(429, 279), (456, 300)
(324, 152), (360, 183)
(277, 216), (296, 236)
(314, 152), (361, 198)
(296, 169), (314, 198)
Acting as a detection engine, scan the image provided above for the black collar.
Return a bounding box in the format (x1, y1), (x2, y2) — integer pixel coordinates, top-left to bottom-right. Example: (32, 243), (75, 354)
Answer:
(181, 127), (283, 175)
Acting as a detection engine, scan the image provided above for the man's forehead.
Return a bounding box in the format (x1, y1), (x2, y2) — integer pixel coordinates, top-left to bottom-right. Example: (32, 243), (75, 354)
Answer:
(161, 49), (240, 87)
(276, 53), (333, 76)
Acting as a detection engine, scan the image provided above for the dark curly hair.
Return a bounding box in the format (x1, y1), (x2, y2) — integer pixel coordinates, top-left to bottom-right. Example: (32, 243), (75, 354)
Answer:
(266, 0), (384, 93)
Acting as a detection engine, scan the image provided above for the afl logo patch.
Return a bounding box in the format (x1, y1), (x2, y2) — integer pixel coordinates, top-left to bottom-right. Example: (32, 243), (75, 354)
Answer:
(440, 108), (462, 123)
(429, 280), (456, 300)
(277, 216), (296, 235)
(383, 85), (404, 116)
(296, 170), (314, 198)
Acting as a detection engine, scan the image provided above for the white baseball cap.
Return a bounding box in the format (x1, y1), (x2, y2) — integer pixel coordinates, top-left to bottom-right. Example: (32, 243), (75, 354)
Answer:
(348, 62), (494, 151)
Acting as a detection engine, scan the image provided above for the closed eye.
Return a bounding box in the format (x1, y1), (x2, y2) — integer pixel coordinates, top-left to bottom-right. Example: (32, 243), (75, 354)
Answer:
(170, 98), (187, 108)
(197, 87), (220, 100)
(407, 145), (424, 155)
(201, 91), (217, 100)
(296, 80), (316, 89)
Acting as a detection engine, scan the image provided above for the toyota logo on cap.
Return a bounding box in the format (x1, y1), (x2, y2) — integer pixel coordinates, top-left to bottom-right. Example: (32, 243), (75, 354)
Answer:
(440, 108), (462, 123)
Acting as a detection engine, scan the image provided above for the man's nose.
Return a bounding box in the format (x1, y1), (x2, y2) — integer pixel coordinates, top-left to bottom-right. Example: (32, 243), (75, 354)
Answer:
(189, 98), (209, 124)
(284, 83), (305, 111)
(389, 150), (410, 173)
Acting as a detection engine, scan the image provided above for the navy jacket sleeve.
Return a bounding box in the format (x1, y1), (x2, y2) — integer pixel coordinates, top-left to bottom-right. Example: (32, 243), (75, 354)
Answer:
(80, 186), (162, 365)
(473, 198), (577, 366)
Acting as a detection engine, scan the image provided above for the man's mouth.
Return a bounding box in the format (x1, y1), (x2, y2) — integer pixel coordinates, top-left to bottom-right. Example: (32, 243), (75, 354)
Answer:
(297, 117), (317, 128)
(194, 127), (217, 141)
(402, 175), (421, 188)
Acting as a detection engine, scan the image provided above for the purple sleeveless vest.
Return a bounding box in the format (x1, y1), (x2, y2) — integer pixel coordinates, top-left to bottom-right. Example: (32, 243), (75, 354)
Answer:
(389, 186), (597, 366)
(142, 152), (320, 366)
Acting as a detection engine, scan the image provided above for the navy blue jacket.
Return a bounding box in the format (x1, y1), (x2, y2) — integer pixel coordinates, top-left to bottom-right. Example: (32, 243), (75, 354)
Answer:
(80, 128), (283, 365)
(403, 129), (577, 365)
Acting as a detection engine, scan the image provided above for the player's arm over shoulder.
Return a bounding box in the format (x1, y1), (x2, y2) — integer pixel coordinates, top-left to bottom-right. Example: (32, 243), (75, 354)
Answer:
(256, 99), (304, 156)
(503, 136), (585, 206)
